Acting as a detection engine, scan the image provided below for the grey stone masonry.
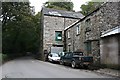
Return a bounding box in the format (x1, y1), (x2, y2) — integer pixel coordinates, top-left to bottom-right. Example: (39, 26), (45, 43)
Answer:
(43, 16), (79, 52)
(64, 2), (120, 67)
(40, 8), (84, 54)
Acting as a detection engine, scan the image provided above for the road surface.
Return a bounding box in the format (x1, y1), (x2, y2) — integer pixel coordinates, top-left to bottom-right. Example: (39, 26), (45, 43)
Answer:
(0, 57), (115, 78)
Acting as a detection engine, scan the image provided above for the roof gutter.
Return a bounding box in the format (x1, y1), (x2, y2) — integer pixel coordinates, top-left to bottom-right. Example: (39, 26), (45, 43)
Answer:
(101, 26), (120, 37)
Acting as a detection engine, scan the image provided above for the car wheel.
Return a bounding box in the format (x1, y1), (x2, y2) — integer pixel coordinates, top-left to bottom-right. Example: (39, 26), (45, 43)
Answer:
(71, 61), (76, 68)
(60, 60), (64, 65)
(83, 65), (89, 69)
(48, 58), (51, 62)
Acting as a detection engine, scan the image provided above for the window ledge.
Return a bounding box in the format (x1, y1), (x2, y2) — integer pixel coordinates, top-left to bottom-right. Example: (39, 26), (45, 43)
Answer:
(76, 34), (80, 36)
(68, 37), (71, 39)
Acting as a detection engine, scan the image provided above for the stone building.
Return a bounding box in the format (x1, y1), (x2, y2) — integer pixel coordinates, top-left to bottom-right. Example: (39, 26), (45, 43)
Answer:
(64, 20), (85, 53)
(40, 8), (84, 58)
(64, 2), (120, 68)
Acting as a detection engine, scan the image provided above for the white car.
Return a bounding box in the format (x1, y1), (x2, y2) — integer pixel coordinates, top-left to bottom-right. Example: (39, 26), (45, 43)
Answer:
(48, 53), (60, 62)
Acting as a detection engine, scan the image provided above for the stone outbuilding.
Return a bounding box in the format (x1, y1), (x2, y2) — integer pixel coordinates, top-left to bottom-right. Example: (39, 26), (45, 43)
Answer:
(100, 27), (120, 69)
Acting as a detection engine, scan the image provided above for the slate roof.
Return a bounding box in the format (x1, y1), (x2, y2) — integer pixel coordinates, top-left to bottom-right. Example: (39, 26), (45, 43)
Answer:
(101, 26), (120, 37)
(42, 8), (84, 19)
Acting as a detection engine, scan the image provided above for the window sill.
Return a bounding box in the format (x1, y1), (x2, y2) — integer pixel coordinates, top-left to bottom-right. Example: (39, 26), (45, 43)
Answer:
(68, 37), (71, 39)
(76, 34), (80, 36)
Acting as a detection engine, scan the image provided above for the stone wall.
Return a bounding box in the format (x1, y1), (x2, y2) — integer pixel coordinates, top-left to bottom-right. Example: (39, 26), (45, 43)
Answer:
(84, 2), (119, 40)
(65, 2), (120, 66)
(65, 22), (85, 52)
(43, 16), (64, 52)
(43, 16), (79, 52)
(84, 2), (119, 63)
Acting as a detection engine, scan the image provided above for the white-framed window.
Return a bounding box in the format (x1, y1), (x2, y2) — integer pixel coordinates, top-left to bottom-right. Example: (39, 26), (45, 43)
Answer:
(68, 30), (70, 39)
(76, 25), (80, 35)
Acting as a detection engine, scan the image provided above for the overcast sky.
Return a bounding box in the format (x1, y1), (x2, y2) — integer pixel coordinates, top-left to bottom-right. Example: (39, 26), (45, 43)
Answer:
(29, 0), (91, 14)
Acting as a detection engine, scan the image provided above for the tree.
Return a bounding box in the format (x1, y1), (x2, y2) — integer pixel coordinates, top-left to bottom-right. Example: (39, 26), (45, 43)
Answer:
(80, 1), (103, 16)
(44, 0), (74, 11)
(2, 2), (41, 58)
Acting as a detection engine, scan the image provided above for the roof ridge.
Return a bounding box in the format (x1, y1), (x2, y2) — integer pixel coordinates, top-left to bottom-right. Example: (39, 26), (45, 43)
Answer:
(43, 7), (77, 13)
(42, 7), (84, 19)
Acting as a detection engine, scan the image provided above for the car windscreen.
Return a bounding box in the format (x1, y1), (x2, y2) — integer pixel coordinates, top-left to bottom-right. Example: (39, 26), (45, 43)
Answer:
(51, 53), (59, 57)
(73, 52), (83, 56)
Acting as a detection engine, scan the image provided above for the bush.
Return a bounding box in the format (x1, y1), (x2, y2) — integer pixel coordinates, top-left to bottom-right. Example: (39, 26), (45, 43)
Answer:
(0, 53), (2, 65)
(2, 54), (9, 63)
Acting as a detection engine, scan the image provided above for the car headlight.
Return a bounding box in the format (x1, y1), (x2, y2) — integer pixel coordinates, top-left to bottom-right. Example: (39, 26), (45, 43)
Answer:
(79, 57), (81, 60)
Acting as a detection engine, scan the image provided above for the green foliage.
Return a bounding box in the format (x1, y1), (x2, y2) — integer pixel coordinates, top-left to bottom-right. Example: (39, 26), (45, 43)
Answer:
(0, 53), (9, 63)
(0, 53), (2, 63)
(44, 0), (74, 11)
(80, 1), (103, 16)
(2, 2), (41, 57)
(2, 54), (8, 62)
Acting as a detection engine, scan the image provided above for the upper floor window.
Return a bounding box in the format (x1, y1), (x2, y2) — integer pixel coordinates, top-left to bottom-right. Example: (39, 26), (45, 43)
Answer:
(85, 18), (91, 32)
(76, 24), (80, 35)
(55, 31), (62, 41)
(68, 30), (70, 39)
(85, 18), (91, 27)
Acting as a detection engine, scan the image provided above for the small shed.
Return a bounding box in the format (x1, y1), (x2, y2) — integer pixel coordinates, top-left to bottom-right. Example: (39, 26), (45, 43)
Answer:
(100, 26), (120, 68)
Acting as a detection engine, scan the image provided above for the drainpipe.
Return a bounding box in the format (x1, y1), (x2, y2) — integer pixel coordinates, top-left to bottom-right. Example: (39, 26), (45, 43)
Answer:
(63, 18), (66, 52)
